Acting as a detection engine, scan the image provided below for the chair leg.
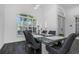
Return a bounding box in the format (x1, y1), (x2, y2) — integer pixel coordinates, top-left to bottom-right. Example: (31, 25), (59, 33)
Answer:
(58, 41), (62, 46)
(36, 49), (42, 54)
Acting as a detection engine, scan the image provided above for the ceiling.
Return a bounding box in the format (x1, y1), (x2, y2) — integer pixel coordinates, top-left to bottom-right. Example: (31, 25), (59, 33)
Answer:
(59, 4), (79, 10)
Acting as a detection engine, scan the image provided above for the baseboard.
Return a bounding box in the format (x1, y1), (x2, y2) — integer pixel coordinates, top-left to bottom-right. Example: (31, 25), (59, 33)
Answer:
(4, 40), (25, 44)
(4, 37), (25, 44)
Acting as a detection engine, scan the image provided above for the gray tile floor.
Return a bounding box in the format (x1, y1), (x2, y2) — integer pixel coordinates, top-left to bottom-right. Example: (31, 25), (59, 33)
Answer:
(0, 39), (79, 54)
(0, 41), (26, 54)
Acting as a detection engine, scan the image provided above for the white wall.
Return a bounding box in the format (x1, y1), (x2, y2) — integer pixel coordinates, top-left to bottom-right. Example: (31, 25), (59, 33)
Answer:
(58, 5), (76, 37)
(42, 4), (58, 34)
(4, 4), (44, 43)
(65, 6), (79, 36)
(0, 5), (5, 49)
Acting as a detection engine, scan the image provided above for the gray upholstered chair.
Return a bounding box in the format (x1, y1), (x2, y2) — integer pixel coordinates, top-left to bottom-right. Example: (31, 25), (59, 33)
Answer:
(23, 30), (41, 54)
(48, 31), (56, 36)
(41, 30), (47, 34)
(46, 33), (77, 54)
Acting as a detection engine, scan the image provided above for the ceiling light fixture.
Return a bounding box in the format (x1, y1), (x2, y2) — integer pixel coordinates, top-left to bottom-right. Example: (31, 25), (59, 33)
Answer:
(34, 4), (40, 10)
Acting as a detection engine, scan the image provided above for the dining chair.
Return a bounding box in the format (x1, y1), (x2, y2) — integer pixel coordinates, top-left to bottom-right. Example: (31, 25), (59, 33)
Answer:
(48, 31), (56, 36)
(46, 33), (77, 54)
(41, 30), (47, 34)
(23, 30), (41, 54)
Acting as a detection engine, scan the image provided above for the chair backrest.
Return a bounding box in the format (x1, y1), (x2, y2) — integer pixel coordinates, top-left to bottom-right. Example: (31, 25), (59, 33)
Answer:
(23, 30), (30, 43)
(23, 30), (40, 49)
(28, 30), (32, 33)
(48, 31), (56, 35)
(33, 27), (36, 33)
(42, 30), (47, 34)
(59, 33), (77, 53)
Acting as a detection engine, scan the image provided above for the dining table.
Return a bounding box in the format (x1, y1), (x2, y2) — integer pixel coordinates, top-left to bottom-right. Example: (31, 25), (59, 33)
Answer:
(33, 34), (66, 44)
(33, 34), (67, 54)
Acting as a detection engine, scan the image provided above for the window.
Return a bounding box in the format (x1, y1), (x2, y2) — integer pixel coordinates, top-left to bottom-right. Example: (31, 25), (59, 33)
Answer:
(16, 14), (36, 35)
